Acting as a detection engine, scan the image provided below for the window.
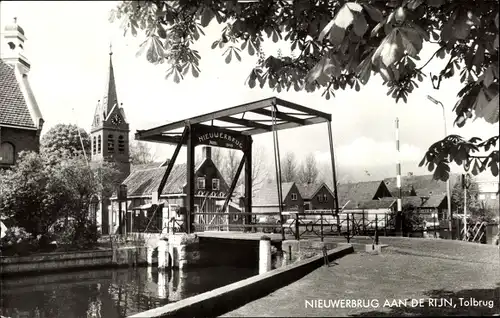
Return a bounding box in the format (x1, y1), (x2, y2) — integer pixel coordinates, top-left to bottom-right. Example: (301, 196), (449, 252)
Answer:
(291, 193), (297, 201)
(317, 195), (323, 202)
(197, 177), (206, 189)
(92, 136), (96, 155)
(118, 135), (125, 153)
(97, 135), (102, 154)
(0, 142), (15, 165)
(233, 213), (239, 221)
(491, 193), (497, 199)
(323, 194), (328, 202)
(479, 194), (486, 200)
(212, 178), (220, 190)
(108, 134), (114, 153)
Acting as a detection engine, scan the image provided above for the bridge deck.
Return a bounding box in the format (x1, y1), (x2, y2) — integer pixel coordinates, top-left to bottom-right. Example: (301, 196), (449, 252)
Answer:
(196, 231), (283, 243)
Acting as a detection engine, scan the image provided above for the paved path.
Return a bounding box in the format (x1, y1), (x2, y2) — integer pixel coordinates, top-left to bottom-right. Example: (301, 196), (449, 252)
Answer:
(222, 252), (500, 317)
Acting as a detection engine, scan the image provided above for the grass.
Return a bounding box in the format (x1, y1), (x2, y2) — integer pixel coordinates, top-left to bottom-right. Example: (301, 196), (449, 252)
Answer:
(222, 252), (500, 317)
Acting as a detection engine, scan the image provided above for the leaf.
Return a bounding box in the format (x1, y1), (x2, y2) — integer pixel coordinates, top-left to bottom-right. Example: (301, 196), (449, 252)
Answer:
(372, 28), (404, 67)
(371, 21), (384, 37)
(407, 0), (424, 10)
(356, 54), (373, 84)
(395, 7), (406, 23)
(234, 50), (241, 62)
(192, 66), (199, 78)
(272, 30), (279, 43)
(249, 41), (257, 56)
(453, 13), (472, 40)
(211, 41), (219, 49)
(200, 7), (214, 27)
(489, 159), (499, 176)
(433, 161), (450, 182)
(225, 50), (232, 64)
(319, 19), (336, 42)
(496, 13), (499, 29)
(479, 94), (500, 124)
(353, 13), (368, 37)
(399, 30), (417, 56)
(362, 4), (383, 22)
(484, 66), (494, 88)
(473, 45), (485, 71)
(494, 35), (499, 50)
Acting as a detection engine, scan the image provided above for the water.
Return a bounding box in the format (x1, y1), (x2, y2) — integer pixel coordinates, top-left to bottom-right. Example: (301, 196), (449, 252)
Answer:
(0, 266), (258, 318)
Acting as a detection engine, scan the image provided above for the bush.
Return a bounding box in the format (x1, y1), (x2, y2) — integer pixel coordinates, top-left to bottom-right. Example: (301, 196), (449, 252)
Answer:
(54, 219), (101, 250)
(0, 227), (38, 256)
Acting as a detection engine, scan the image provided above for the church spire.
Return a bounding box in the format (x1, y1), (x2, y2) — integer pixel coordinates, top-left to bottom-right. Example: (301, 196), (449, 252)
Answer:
(102, 43), (118, 117)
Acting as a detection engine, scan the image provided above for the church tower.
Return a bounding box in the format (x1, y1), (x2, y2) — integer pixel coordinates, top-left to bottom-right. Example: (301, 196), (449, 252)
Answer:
(90, 46), (130, 182)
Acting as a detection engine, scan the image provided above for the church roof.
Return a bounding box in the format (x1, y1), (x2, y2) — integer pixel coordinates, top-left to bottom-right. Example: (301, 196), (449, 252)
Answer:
(0, 59), (40, 129)
(92, 51), (120, 128)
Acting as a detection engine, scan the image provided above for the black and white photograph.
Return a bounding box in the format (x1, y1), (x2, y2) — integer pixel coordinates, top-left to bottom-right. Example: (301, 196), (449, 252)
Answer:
(0, 1), (499, 317)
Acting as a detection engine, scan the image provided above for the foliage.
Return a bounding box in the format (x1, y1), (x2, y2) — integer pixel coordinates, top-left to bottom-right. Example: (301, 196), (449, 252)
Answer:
(130, 140), (157, 165)
(450, 174), (482, 216)
(54, 218), (101, 249)
(402, 203), (425, 231)
(0, 226), (32, 247)
(280, 151), (298, 183)
(298, 153), (319, 184)
(41, 124), (91, 158)
(110, 0), (499, 181)
(0, 150), (120, 244)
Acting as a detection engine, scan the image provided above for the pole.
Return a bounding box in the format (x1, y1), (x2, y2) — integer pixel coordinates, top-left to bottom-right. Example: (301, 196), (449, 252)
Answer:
(396, 118), (403, 236)
(438, 101), (453, 239)
(326, 121), (341, 235)
(118, 201), (122, 235)
(463, 176), (468, 241)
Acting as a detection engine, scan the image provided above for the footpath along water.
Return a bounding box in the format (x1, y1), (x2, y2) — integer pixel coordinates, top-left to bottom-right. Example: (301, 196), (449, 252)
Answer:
(0, 265), (257, 318)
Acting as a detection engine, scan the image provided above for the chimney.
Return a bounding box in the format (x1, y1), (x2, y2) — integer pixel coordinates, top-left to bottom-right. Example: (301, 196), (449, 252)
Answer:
(202, 146), (212, 160)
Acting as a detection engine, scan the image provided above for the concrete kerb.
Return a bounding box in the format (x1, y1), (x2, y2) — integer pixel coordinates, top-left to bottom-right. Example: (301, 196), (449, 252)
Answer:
(127, 244), (354, 318)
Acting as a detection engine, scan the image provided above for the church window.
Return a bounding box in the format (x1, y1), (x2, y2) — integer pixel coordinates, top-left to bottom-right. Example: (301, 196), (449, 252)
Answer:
(0, 142), (15, 165)
(98, 135), (102, 154)
(93, 136), (96, 155)
(108, 134), (115, 153)
(118, 135), (125, 153)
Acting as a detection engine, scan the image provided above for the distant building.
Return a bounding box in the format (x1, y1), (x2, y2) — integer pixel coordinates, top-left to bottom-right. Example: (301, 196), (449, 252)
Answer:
(0, 18), (44, 169)
(296, 182), (335, 210)
(384, 173), (460, 197)
(111, 146), (230, 233)
(477, 179), (499, 219)
(252, 181), (304, 217)
(337, 180), (393, 210)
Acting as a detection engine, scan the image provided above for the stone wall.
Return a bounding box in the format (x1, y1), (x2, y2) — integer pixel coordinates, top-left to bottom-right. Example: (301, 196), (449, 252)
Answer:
(0, 247), (148, 275)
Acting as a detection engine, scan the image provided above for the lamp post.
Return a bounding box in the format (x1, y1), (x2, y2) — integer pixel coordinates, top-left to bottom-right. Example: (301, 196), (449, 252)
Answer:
(427, 95), (453, 239)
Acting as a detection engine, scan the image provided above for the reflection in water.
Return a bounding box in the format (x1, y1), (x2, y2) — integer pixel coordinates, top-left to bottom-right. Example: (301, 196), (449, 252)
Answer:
(0, 266), (257, 318)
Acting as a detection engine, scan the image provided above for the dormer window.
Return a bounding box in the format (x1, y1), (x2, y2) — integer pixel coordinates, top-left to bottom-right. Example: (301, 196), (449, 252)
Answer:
(197, 177), (206, 190)
(212, 178), (220, 191)
(108, 134), (114, 153)
(291, 193), (297, 201)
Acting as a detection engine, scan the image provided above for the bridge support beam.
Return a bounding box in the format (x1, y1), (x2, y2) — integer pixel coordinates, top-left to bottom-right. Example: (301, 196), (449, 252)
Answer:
(259, 236), (272, 274)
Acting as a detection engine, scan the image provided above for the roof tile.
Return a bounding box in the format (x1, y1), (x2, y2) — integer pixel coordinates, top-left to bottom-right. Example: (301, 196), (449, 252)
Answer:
(0, 59), (35, 128)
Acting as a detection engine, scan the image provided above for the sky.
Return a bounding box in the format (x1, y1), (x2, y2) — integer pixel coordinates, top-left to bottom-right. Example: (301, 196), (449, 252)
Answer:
(1, 1), (498, 182)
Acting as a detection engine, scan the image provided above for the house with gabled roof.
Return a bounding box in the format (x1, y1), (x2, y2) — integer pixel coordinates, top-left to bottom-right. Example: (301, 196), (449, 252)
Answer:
(337, 180), (393, 210)
(109, 146), (230, 233)
(296, 182), (335, 211)
(0, 18), (44, 169)
(252, 181), (304, 217)
(384, 173), (460, 197)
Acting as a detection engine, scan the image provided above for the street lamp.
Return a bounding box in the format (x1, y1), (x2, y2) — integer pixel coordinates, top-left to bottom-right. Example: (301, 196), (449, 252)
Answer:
(427, 95), (453, 238)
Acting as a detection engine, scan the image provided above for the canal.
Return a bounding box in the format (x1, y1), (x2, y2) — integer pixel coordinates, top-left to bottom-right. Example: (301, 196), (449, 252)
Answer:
(0, 265), (258, 318)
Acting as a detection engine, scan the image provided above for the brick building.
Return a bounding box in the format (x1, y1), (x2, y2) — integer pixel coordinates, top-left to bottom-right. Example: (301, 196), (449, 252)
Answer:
(0, 18), (44, 168)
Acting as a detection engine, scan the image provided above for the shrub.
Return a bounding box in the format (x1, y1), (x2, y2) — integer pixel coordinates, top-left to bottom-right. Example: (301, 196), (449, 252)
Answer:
(0, 227), (38, 256)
